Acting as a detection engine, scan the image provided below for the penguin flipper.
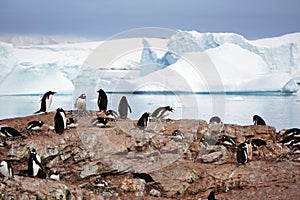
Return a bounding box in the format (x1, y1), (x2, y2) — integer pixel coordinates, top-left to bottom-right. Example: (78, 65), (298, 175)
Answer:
(128, 105), (132, 113)
(34, 110), (41, 114)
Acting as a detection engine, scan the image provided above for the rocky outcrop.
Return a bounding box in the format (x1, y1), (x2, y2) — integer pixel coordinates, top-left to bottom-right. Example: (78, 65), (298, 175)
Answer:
(0, 111), (299, 199)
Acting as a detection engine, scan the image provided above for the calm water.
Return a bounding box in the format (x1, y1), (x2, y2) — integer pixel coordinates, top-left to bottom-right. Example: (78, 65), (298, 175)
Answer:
(0, 92), (299, 131)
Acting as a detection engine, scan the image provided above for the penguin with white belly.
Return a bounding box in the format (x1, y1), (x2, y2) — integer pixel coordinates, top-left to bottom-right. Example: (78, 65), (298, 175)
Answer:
(34, 91), (56, 114)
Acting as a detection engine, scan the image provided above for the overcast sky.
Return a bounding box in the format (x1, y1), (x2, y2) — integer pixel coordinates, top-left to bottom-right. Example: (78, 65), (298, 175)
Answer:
(0, 0), (300, 39)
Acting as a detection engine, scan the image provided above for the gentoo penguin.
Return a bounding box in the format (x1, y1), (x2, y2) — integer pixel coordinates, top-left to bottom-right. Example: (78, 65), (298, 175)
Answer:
(251, 139), (267, 149)
(172, 130), (185, 140)
(132, 172), (155, 183)
(26, 120), (44, 131)
(253, 115), (266, 125)
(49, 170), (60, 181)
(0, 127), (26, 139)
(137, 112), (150, 130)
(28, 148), (46, 178)
(278, 133), (300, 146)
(94, 177), (109, 187)
(218, 135), (236, 147)
(118, 96), (132, 119)
(281, 128), (300, 137)
(0, 160), (14, 178)
(54, 108), (67, 134)
(151, 106), (174, 121)
(74, 93), (87, 111)
(237, 142), (248, 164)
(91, 117), (109, 128)
(97, 89), (108, 112)
(66, 117), (78, 128)
(209, 116), (222, 124)
(105, 110), (119, 120)
(34, 91), (56, 114)
(0, 140), (7, 147)
(207, 190), (217, 200)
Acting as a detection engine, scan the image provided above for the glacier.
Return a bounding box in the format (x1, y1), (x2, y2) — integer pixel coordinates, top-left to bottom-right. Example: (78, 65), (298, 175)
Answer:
(0, 31), (299, 95)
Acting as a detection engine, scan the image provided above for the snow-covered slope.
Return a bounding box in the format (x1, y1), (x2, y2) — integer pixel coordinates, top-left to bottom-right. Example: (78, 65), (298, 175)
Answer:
(0, 31), (299, 95)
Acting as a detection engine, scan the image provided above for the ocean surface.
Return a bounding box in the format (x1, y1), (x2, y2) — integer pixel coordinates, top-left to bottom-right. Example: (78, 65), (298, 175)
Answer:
(0, 92), (299, 131)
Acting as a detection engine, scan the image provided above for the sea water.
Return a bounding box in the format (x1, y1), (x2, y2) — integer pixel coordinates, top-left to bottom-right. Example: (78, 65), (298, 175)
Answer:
(0, 92), (299, 131)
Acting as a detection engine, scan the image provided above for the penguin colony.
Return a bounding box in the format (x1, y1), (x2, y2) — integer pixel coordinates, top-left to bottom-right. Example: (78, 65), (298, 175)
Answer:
(0, 89), (299, 199)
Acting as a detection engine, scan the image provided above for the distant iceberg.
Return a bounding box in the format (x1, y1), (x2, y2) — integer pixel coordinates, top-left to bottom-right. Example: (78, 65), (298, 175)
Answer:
(0, 30), (299, 95)
(98, 32), (299, 94)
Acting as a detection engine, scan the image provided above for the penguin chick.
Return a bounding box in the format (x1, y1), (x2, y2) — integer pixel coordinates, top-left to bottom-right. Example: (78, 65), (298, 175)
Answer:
(74, 93), (87, 111)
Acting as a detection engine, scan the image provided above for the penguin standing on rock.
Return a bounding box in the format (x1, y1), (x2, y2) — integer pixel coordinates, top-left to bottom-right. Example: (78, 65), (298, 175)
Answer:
(74, 93), (87, 111)
(54, 108), (67, 134)
(34, 91), (56, 114)
(0, 160), (14, 178)
(237, 142), (248, 164)
(151, 106), (174, 121)
(118, 96), (132, 119)
(97, 89), (108, 112)
(28, 148), (46, 179)
(137, 112), (150, 130)
(253, 115), (266, 125)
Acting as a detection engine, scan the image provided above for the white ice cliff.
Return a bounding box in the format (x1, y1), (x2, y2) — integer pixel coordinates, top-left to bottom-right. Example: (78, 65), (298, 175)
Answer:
(0, 31), (299, 95)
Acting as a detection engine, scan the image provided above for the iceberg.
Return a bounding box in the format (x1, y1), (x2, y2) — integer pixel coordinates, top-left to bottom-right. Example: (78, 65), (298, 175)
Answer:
(0, 30), (299, 95)
(97, 33), (299, 94)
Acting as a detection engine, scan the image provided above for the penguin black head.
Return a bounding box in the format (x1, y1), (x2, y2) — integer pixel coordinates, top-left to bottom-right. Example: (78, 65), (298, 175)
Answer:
(79, 93), (86, 99)
(172, 130), (183, 136)
(172, 130), (184, 140)
(209, 116), (222, 124)
(105, 110), (119, 120)
(165, 106), (174, 112)
(31, 148), (37, 155)
(219, 135), (236, 147)
(48, 91), (56, 95)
